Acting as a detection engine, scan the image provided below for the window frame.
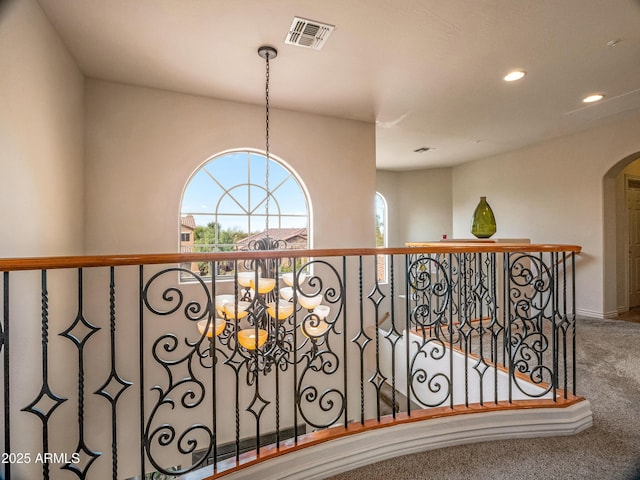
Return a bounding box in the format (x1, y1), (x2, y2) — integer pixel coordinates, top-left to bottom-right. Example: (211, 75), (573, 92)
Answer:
(179, 149), (311, 279)
(375, 192), (388, 284)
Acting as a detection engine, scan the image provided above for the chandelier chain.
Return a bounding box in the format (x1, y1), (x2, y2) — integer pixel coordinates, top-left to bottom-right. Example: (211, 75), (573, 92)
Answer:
(265, 51), (271, 235)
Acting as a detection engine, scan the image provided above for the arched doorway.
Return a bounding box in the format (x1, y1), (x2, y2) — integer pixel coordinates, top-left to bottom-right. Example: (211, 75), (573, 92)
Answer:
(603, 151), (640, 317)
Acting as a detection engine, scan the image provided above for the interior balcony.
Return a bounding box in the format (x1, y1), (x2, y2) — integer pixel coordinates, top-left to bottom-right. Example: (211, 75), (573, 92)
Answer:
(0, 243), (591, 480)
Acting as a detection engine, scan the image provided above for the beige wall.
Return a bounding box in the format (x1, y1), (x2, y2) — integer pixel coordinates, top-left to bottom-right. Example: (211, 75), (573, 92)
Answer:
(0, 0), (84, 477)
(84, 80), (376, 254)
(376, 168), (452, 247)
(452, 110), (640, 318)
(0, 0), (84, 257)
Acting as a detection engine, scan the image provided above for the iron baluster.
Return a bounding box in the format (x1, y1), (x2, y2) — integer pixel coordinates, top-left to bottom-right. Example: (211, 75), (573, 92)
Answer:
(448, 254), (454, 410)
(233, 262), (241, 463)
(505, 253), (513, 403)
(490, 252), (499, 405)
(561, 252), (569, 398)
(355, 256), (368, 425)
(368, 254), (387, 421)
(59, 268), (102, 478)
(274, 258), (281, 448)
(462, 253), (470, 408)
(293, 259), (299, 443)
(571, 252), (577, 396)
(94, 267), (132, 480)
(138, 265), (146, 478)
(21, 270), (68, 480)
(477, 253), (484, 406)
(552, 252), (558, 401)
(210, 260), (219, 470)
(2, 272), (9, 480)
(405, 254), (412, 416)
(537, 252), (545, 374)
(388, 254), (399, 418)
(342, 256), (349, 429)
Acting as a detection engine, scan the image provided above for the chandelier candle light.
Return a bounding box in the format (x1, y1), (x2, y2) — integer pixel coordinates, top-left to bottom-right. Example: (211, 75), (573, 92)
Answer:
(196, 317), (227, 338)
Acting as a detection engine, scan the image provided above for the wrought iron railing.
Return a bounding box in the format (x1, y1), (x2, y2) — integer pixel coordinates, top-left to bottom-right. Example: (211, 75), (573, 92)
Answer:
(0, 244), (581, 480)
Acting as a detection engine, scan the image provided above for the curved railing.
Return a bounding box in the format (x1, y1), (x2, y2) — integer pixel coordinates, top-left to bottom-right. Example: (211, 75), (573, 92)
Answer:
(0, 244), (589, 480)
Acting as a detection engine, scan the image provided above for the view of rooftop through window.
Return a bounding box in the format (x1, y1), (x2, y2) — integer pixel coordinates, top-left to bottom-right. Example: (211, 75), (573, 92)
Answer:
(180, 150), (310, 277)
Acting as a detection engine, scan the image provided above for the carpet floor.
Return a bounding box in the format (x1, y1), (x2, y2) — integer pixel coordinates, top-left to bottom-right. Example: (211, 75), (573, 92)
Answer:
(327, 317), (640, 480)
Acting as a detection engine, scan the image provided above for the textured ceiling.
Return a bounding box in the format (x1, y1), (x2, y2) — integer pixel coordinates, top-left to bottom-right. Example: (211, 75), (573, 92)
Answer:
(36, 0), (640, 170)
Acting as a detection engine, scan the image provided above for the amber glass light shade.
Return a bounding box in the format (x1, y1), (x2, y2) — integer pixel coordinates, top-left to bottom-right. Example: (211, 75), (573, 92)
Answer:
(237, 272), (257, 288)
(197, 318), (226, 338)
(298, 294), (323, 310)
(267, 300), (294, 320)
(250, 277), (276, 294)
(238, 329), (268, 349)
(281, 272), (308, 287)
(279, 287), (294, 301)
(221, 301), (251, 320)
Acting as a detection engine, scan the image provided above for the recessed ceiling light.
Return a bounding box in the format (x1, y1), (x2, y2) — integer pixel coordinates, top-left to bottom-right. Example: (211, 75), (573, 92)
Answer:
(583, 94), (605, 103)
(503, 70), (526, 82)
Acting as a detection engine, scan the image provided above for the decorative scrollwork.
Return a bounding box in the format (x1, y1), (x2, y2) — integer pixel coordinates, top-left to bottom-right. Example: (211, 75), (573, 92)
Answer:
(507, 254), (556, 397)
(146, 423), (213, 476)
(143, 268), (211, 321)
(142, 267), (214, 474)
(408, 255), (451, 334)
(511, 332), (553, 397)
(508, 254), (553, 321)
(298, 383), (345, 429)
(295, 259), (345, 429)
(408, 338), (451, 407)
(242, 236), (287, 276)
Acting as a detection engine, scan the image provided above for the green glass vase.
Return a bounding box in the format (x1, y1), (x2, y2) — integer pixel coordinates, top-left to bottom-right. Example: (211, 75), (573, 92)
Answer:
(471, 196), (496, 238)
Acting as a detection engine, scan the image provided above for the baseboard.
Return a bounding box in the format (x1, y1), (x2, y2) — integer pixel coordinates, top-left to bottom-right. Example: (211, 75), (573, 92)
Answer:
(576, 308), (608, 319)
(215, 400), (593, 480)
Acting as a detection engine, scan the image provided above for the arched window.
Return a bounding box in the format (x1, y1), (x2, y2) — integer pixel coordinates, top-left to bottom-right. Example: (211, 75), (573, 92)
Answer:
(180, 150), (310, 276)
(375, 192), (387, 248)
(375, 192), (388, 283)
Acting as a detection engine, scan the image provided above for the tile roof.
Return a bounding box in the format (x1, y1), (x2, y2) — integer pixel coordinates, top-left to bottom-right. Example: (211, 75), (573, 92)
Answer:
(181, 215), (196, 230)
(236, 228), (307, 246)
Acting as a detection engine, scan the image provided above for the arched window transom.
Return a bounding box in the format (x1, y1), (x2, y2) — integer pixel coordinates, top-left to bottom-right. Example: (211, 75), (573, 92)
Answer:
(180, 150), (310, 276)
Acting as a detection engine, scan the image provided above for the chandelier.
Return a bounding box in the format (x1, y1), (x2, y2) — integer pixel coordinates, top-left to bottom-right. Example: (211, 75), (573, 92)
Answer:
(196, 46), (332, 361)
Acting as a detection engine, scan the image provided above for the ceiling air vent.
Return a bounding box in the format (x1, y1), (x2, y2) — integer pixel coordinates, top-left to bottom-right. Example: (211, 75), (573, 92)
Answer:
(285, 17), (335, 50)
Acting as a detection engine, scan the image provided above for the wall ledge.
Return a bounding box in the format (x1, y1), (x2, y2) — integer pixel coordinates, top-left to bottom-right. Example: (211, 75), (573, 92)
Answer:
(202, 399), (592, 480)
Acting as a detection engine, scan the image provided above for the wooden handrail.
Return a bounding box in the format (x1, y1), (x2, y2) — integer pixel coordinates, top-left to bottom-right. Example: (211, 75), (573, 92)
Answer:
(0, 244), (581, 272)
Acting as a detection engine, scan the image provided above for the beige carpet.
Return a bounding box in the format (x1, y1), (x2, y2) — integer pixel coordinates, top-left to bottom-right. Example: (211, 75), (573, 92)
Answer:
(327, 317), (640, 480)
